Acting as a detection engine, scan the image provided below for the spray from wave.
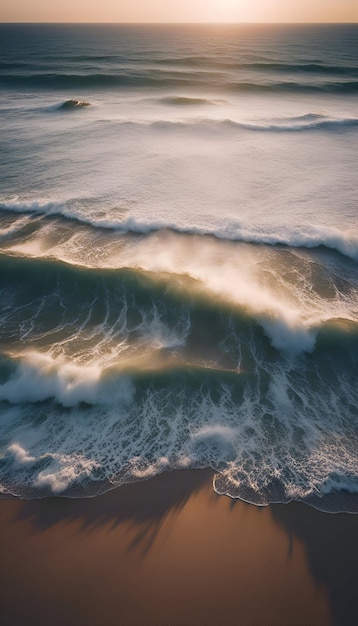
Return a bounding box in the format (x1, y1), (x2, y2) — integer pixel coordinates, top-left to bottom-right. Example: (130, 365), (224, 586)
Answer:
(1, 200), (358, 262)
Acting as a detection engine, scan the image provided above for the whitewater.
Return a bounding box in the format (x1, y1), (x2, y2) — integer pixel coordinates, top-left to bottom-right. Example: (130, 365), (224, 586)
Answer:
(0, 24), (357, 511)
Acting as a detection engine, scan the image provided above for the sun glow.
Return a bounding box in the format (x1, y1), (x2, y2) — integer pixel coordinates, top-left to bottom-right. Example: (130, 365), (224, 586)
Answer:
(0, 0), (358, 24)
(208, 0), (244, 22)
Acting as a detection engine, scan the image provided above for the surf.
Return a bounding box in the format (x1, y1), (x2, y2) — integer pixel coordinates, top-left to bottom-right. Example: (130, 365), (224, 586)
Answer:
(1, 201), (358, 262)
(0, 341), (357, 509)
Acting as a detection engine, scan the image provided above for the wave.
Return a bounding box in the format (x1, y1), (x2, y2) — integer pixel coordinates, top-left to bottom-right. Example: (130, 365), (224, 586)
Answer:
(1, 200), (358, 263)
(0, 72), (206, 90)
(156, 57), (358, 75)
(230, 80), (358, 94)
(151, 115), (358, 133)
(0, 343), (357, 509)
(235, 62), (358, 76)
(159, 96), (215, 106)
(0, 215), (31, 241)
(3, 58), (358, 86)
(1, 233), (358, 361)
(0, 352), (134, 407)
(223, 115), (358, 132)
(2, 71), (358, 94)
(2, 56), (358, 76)
(55, 99), (91, 111)
(39, 106), (358, 132)
(1, 236), (357, 508)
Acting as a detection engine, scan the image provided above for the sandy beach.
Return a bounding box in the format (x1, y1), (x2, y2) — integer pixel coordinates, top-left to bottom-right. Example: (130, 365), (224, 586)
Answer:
(0, 469), (356, 626)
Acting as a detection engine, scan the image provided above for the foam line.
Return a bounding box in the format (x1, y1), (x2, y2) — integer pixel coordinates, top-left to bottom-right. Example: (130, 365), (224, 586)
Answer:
(1, 200), (357, 262)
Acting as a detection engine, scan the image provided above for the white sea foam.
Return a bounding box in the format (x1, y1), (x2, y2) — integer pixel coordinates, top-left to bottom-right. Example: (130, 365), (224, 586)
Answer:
(2, 198), (358, 263)
(8, 443), (36, 465)
(0, 215), (31, 240)
(0, 198), (67, 217)
(0, 352), (134, 407)
(127, 456), (170, 479)
(3, 218), (357, 356)
(33, 453), (99, 493)
(7, 444), (101, 493)
(112, 231), (356, 354)
(0, 353), (356, 505)
(189, 425), (238, 460)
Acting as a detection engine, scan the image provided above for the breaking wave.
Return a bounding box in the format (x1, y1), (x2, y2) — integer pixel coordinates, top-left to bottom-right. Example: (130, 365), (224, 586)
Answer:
(0, 339), (357, 509)
(0, 239), (357, 509)
(1, 200), (358, 262)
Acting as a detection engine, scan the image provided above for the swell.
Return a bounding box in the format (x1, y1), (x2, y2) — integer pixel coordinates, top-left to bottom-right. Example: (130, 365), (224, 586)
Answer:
(157, 59), (358, 76)
(41, 106), (358, 133)
(221, 116), (358, 132)
(2, 72), (358, 94)
(159, 96), (215, 106)
(3, 59), (358, 75)
(231, 80), (358, 94)
(151, 116), (358, 132)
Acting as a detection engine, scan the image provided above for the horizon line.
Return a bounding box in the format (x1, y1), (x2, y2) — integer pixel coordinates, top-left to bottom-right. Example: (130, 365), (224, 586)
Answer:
(1, 21), (358, 25)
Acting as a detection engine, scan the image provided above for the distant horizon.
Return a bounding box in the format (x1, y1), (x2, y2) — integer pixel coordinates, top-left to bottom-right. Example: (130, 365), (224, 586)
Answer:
(1, 20), (358, 25)
(2, 0), (358, 25)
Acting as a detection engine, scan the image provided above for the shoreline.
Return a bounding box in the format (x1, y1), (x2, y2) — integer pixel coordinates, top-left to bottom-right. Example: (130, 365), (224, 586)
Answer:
(1, 468), (357, 625)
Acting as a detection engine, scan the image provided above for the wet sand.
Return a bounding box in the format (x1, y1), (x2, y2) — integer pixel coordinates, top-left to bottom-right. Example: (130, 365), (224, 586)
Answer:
(0, 469), (357, 626)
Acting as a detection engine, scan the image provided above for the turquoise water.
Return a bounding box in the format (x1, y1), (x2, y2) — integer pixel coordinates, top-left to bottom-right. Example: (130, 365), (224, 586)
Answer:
(0, 24), (357, 510)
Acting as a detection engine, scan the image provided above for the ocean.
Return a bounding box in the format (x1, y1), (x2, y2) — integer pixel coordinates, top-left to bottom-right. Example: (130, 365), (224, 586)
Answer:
(0, 23), (357, 511)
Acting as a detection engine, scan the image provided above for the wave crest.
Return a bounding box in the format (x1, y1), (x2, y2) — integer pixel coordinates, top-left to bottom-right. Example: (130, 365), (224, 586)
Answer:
(151, 114), (358, 133)
(56, 99), (91, 111)
(1, 199), (357, 263)
(0, 352), (134, 407)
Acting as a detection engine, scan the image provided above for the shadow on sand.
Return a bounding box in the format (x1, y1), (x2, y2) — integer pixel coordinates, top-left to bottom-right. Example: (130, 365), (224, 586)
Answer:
(12, 468), (213, 556)
(271, 501), (358, 626)
(4, 468), (358, 625)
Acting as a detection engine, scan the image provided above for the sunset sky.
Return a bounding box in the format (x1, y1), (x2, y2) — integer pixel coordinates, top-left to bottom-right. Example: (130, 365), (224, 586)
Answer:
(1, 0), (358, 23)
